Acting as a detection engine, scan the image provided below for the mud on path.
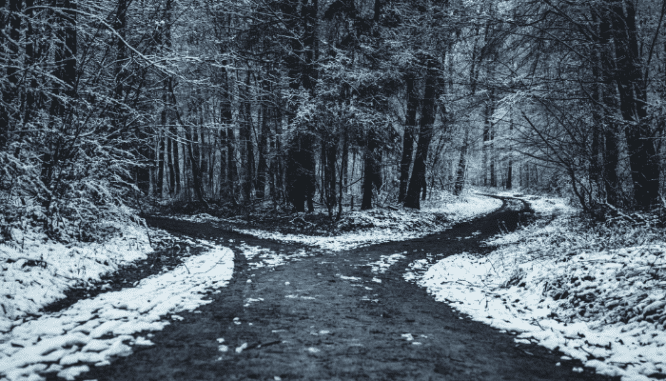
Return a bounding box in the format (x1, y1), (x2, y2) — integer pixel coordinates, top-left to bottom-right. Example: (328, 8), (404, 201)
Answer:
(81, 199), (617, 381)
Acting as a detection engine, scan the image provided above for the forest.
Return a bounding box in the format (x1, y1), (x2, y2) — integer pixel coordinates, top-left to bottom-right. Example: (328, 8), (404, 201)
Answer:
(1, 0), (666, 240)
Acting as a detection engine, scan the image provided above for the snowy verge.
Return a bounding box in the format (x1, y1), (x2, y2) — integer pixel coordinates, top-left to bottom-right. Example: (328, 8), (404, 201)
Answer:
(418, 196), (666, 381)
(0, 221), (154, 332)
(492, 190), (578, 216)
(235, 194), (502, 251)
(0, 243), (234, 381)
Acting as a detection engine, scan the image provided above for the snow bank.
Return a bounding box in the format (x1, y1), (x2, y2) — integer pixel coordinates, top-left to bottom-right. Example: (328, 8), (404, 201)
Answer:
(0, 244), (234, 381)
(0, 222), (153, 332)
(418, 197), (666, 381)
(493, 191), (577, 216)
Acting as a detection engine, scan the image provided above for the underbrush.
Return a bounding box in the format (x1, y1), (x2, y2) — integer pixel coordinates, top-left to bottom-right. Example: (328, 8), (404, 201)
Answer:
(0, 195), (166, 334)
(484, 215), (666, 328)
(422, 199), (666, 380)
(171, 191), (503, 251)
(166, 190), (503, 237)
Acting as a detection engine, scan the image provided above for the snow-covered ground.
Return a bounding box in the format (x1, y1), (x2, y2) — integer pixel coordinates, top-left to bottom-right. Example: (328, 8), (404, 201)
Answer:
(0, 217), (235, 381)
(418, 195), (666, 381)
(235, 193), (502, 251)
(1, 222), (154, 333)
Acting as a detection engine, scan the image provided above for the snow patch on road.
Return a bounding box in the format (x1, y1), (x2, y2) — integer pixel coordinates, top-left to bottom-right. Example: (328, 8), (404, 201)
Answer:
(239, 244), (316, 269)
(0, 243), (234, 381)
(368, 253), (406, 274)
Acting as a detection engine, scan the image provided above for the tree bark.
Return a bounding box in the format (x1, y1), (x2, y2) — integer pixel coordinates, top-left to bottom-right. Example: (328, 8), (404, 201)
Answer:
(399, 72), (418, 202)
(113, 0), (130, 133)
(256, 75), (271, 200)
(323, 136), (337, 216)
(404, 58), (438, 209)
(226, 128), (238, 201)
(609, 0), (659, 209)
(241, 71), (254, 204)
(454, 128), (468, 195)
(285, 0), (318, 213)
(361, 128), (381, 210)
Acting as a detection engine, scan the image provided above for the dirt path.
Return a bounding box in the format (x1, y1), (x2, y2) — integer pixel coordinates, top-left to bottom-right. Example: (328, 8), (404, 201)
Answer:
(80, 200), (617, 381)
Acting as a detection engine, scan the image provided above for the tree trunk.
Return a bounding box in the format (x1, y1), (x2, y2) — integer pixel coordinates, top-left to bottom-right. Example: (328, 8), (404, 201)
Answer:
(399, 72), (418, 202)
(283, 0), (318, 212)
(361, 128), (380, 210)
(404, 58), (438, 209)
(113, 0), (130, 133)
(323, 136), (337, 217)
(337, 124), (349, 219)
(454, 128), (468, 195)
(23, 0), (42, 125)
(241, 72), (254, 204)
(162, 135), (170, 198)
(256, 76), (271, 199)
(187, 127), (206, 204)
(609, 0), (659, 209)
(286, 132), (316, 212)
(226, 128), (237, 201)
(483, 90), (495, 187)
(270, 104), (283, 205)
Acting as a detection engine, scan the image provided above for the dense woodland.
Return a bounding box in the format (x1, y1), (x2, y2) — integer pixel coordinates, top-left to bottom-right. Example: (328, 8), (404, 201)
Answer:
(1, 0), (666, 240)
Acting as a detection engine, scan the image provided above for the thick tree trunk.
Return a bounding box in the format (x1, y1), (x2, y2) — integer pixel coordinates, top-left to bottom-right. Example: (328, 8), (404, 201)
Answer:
(399, 73), (418, 202)
(404, 58), (438, 209)
(361, 129), (381, 210)
(609, 0), (659, 209)
(187, 127), (206, 204)
(286, 133), (316, 212)
(284, 0), (317, 213)
(591, 7), (622, 206)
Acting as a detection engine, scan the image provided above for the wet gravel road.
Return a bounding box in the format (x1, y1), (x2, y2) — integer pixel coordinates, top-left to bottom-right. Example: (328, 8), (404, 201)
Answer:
(80, 199), (617, 381)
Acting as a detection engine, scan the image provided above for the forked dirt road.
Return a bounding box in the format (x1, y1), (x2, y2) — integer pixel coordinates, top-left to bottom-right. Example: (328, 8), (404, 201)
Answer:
(81, 199), (617, 381)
